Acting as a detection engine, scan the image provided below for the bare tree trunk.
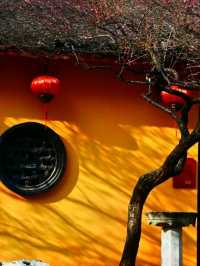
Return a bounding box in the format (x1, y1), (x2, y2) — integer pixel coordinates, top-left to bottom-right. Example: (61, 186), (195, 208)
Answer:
(119, 119), (200, 265)
(119, 169), (163, 266)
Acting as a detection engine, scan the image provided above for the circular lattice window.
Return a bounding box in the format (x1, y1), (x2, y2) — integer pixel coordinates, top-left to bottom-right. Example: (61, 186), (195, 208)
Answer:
(0, 122), (66, 196)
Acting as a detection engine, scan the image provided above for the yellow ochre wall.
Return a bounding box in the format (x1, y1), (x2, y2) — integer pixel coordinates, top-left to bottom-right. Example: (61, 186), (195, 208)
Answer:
(0, 56), (197, 266)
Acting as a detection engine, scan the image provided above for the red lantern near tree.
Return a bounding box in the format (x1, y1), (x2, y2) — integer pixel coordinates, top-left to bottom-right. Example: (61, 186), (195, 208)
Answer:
(30, 75), (61, 121)
(161, 85), (191, 109)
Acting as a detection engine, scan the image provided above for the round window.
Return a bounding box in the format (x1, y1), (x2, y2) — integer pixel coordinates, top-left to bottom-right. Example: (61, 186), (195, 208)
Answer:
(0, 122), (66, 196)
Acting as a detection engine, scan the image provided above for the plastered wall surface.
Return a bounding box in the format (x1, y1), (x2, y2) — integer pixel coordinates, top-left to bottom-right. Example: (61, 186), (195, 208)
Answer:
(0, 56), (197, 266)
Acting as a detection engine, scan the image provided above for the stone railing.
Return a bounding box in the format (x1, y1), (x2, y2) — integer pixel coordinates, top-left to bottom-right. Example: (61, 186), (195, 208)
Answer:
(0, 260), (49, 266)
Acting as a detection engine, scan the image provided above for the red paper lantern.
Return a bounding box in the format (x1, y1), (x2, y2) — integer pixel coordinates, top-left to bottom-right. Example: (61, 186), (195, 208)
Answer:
(161, 85), (191, 108)
(173, 158), (196, 189)
(31, 75), (60, 103)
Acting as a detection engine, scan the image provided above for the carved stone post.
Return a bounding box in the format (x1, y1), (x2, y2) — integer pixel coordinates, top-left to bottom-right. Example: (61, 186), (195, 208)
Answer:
(146, 212), (197, 266)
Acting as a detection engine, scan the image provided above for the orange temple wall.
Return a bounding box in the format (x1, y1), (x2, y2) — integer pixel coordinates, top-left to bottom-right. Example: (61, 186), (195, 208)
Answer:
(0, 56), (197, 266)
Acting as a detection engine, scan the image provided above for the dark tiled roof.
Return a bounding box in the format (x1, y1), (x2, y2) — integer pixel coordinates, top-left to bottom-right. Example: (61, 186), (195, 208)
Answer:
(0, 0), (119, 57)
(0, 0), (199, 65)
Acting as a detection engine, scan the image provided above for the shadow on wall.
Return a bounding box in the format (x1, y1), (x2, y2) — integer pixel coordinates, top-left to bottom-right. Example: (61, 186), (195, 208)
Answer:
(0, 119), (197, 266)
(0, 56), (198, 150)
(0, 56), (197, 266)
(0, 55), (138, 150)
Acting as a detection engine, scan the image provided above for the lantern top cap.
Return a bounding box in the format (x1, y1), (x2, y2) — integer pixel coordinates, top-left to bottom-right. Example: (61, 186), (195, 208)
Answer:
(32, 75), (60, 80)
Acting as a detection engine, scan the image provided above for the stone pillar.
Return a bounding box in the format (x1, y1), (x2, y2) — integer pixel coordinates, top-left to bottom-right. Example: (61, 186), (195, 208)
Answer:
(145, 212), (197, 266)
(161, 226), (182, 265)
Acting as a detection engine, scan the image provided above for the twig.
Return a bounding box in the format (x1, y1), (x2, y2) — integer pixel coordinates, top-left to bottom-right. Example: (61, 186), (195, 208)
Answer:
(71, 44), (79, 64)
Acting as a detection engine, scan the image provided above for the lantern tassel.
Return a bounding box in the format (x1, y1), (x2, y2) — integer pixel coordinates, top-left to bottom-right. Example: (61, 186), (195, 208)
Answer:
(43, 103), (49, 126)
